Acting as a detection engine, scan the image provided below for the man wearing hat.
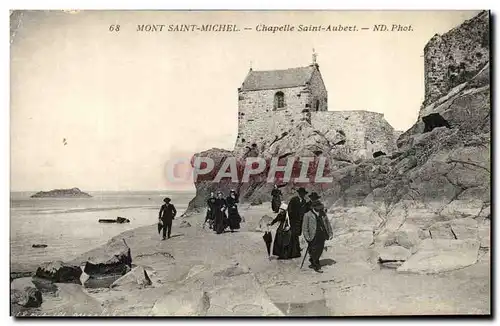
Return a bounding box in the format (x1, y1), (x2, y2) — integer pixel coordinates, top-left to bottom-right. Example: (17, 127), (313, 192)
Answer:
(302, 192), (333, 273)
(287, 187), (310, 258)
(159, 197), (177, 240)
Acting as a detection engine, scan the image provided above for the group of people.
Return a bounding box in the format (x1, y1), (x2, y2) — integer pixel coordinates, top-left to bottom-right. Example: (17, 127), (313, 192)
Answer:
(204, 189), (242, 234)
(158, 185), (332, 273)
(268, 186), (333, 273)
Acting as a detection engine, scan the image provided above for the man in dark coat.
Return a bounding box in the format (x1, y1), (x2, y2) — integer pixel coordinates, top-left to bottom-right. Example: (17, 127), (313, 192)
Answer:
(302, 192), (333, 273)
(287, 187), (310, 257)
(271, 184), (285, 213)
(159, 197), (177, 240)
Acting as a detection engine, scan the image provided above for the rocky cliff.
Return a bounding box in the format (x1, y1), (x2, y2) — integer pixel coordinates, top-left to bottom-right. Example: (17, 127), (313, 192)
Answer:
(423, 10), (489, 105)
(186, 9), (491, 248)
(186, 110), (398, 214)
(327, 11), (490, 274)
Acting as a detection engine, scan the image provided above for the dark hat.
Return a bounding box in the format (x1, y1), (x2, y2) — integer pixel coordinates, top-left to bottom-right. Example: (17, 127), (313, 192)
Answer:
(311, 200), (325, 211)
(297, 187), (308, 195)
(309, 192), (321, 200)
(163, 197), (171, 203)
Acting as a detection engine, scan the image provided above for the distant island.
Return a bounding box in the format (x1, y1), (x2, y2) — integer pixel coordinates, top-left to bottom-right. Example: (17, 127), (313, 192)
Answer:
(30, 188), (92, 198)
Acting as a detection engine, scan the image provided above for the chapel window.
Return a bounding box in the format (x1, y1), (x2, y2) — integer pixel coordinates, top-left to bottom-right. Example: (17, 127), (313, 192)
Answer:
(274, 91), (285, 110)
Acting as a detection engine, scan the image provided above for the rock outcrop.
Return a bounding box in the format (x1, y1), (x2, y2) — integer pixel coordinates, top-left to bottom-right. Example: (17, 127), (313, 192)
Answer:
(423, 10), (489, 105)
(151, 287), (211, 316)
(31, 187), (92, 198)
(397, 239), (480, 274)
(75, 238), (132, 279)
(11, 278), (43, 308)
(184, 148), (236, 215)
(35, 261), (82, 284)
(110, 266), (153, 290)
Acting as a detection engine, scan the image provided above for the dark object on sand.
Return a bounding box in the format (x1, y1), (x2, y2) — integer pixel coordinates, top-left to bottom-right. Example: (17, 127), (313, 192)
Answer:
(158, 222), (163, 234)
(35, 261), (82, 284)
(32, 244), (48, 248)
(99, 217), (130, 224)
(263, 231), (272, 257)
(99, 219), (116, 223)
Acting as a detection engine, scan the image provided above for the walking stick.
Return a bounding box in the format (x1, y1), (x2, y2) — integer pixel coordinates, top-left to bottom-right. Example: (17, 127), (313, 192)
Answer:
(300, 242), (311, 269)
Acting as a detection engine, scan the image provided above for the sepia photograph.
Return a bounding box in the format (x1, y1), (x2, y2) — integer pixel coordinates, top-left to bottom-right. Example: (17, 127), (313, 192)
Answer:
(9, 9), (491, 317)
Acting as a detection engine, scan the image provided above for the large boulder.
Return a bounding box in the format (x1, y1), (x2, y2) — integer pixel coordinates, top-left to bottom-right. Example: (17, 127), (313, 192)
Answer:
(378, 246), (411, 263)
(383, 224), (421, 250)
(110, 266), (153, 290)
(11, 278), (42, 308)
(397, 239), (480, 274)
(208, 273), (284, 316)
(35, 261), (82, 284)
(450, 218), (479, 240)
(439, 199), (485, 219)
(151, 287), (210, 316)
(331, 230), (373, 249)
(330, 206), (383, 234)
(43, 283), (103, 315)
(184, 148), (236, 215)
(82, 238), (132, 277)
(429, 218), (478, 240)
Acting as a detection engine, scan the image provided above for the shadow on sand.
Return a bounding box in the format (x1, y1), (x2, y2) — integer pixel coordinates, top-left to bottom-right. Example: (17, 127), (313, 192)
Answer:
(319, 258), (336, 267)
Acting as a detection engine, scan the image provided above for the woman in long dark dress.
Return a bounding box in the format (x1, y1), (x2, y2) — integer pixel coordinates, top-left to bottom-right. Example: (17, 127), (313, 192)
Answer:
(213, 191), (227, 234)
(271, 185), (282, 213)
(226, 190), (241, 232)
(268, 203), (292, 259)
(205, 192), (216, 230)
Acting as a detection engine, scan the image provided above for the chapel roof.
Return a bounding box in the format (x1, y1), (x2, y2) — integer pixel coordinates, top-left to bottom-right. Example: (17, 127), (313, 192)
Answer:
(240, 65), (318, 91)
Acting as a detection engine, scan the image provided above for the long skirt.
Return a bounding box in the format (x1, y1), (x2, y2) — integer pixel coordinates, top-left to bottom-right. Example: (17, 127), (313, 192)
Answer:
(214, 211), (227, 234)
(227, 208), (241, 230)
(205, 210), (215, 229)
(273, 228), (301, 259)
(288, 235), (301, 258)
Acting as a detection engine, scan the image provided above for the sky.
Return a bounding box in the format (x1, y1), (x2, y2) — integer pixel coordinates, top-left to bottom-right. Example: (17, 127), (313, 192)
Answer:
(10, 10), (480, 191)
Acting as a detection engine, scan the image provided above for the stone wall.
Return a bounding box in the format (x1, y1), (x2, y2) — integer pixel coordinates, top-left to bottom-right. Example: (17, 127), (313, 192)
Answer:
(423, 10), (489, 105)
(235, 109), (305, 156)
(308, 67), (328, 111)
(234, 109), (397, 159)
(238, 86), (309, 120)
(312, 110), (397, 159)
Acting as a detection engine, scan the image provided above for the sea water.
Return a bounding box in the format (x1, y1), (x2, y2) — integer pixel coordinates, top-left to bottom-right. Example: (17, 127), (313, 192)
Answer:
(10, 190), (194, 270)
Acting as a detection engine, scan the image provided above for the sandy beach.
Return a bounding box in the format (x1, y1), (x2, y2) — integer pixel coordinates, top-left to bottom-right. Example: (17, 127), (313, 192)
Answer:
(13, 202), (490, 316)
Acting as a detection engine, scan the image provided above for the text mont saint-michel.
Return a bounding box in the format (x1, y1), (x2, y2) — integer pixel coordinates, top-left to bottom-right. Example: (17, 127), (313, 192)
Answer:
(135, 23), (413, 32)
